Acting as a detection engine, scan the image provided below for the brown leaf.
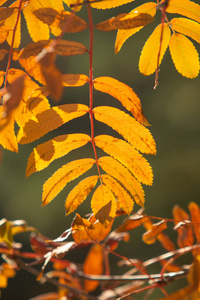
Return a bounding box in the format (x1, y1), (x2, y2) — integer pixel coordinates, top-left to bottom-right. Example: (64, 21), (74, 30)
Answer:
(142, 220), (167, 244)
(116, 215), (146, 233)
(39, 51), (63, 101)
(173, 205), (194, 248)
(0, 7), (15, 22)
(0, 49), (8, 61)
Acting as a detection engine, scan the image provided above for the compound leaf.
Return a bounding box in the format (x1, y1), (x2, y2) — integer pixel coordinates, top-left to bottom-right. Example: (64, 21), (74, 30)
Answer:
(166, 0), (200, 23)
(42, 158), (96, 206)
(171, 17), (200, 44)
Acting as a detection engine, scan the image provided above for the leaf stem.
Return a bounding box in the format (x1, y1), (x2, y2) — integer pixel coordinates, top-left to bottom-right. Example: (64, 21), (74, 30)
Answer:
(87, 4), (102, 182)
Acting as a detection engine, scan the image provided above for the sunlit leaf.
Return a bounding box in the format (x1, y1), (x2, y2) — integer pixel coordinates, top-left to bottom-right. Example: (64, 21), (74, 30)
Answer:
(93, 106), (156, 154)
(98, 156), (145, 206)
(91, 0), (135, 10)
(17, 104), (89, 144)
(171, 18), (200, 43)
(0, 25), (10, 43)
(65, 176), (98, 215)
(0, 71), (5, 87)
(0, 109), (18, 152)
(95, 12), (154, 31)
(166, 0), (200, 23)
(95, 135), (153, 185)
(188, 202), (200, 244)
(26, 134), (91, 176)
(102, 174), (133, 214)
(42, 158), (95, 206)
(173, 205), (194, 248)
(93, 77), (149, 125)
(62, 74), (89, 87)
(91, 184), (117, 226)
(143, 220), (167, 245)
(139, 23), (171, 75)
(115, 2), (157, 53)
(83, 244), (104, 292)
(4, 6), (21, 48)
(0, 7), (15, 22)
(169, 33), (199, 78)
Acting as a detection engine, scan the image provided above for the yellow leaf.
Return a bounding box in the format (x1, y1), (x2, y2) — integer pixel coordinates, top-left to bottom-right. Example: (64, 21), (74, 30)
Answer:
(83, 244), (104, 292)
(95, 135), (153, 185)
(17, 103), (89, 144)
(93, 106), (156, 154)
(115, 2), (157, 53)
(95, 12), (154, 31)
(45, 0), (64, 11)
(0, 7), (15, 22)
(62, 74), (89, 87)
(42, 158), (95, 206)
(64, 0), (84, 11)
(65, 175), (98, 215)
(0, 71), (5, 87)
(139, 23), (171, 75)
(93, 76), (149, 125)
(171, 17), (200, 43)
(166, 0), (200, 24)
(26, 133), (91, 176)
(23, 0), (49, 42)
(91, 0), (135, 10)
(98, 156), (145, 206)
(5, 7), (21, 48)
(0, 274), (7, 288)
(91, 184), (117, 226)
(102, 174), (133, 214)
(169, 33), (199, 78)
(0, 111), (18, 152)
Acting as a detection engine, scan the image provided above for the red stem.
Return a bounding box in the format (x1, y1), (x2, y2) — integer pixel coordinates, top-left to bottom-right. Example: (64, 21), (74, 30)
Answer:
(4, 0), (23, 92)
(87, 4), (102, 181)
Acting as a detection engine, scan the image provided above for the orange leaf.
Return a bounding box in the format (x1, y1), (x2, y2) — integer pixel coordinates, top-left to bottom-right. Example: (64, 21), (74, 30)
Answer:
(173, 205), (194, 248)
(0, 7), (15, 22)
(91, 0), (135, 10)
(98, 156), (145, 206)
(102, 174), (134, 214)
(139, 23), (171, 75)
(42, 158), (95, 206)
(65, 176), (98, 215)
(83, 244), (104, 292)
(0, 25), (10, 43)
(115, 2), (157, 53)
(54, 40), (88, 56)
(91, 184), (117, 226)
(17, 103), (89, 144)
(26, 133), (91, 176)
(39, 51), (63, 101)
(188, 202), (200, 244)
(62, 74), (89, 87)
(116, 214), (146, 233)
(93, 77), (149, 125)
(95, 12), (154, 31)
(169, 33), (199, 78)
(0, 111), (18, 152)
(0, 49), (8, 61)
(95, 135), (153, 185)
(93, 106), (156, 154)
(166, 0), (200, 23)
(142, 220), (167, 245)
(171, 17), (200, 43)
(4, 6), (21, 48)
(0, 71), (5, 87)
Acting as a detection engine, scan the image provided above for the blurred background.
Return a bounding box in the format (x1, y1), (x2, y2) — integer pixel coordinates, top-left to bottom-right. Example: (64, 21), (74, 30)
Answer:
(0, 0), (200, 298)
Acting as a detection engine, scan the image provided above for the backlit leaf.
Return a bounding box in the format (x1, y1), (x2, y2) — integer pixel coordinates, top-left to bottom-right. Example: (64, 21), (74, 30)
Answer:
(83, 244), (104, 292)
(23, 0), (49, 42)
(42, 158), (95, 206)
(116, 214), (146, 233)
(0, 7), (15, 22)
(93, 77), (149, 125)
(91, 0), (135, 10)
(95, 135), (153, 185)
(65, 175), (98, 215)
(169, 33), (199, 78)
(0, 71), (5, 87)
(171, 18), (200, 43)
(26, 134), (91, 176)
(5, 6), (21, 48)
(95, 12), (154, 31)
(0, 111), (18, 152)
(102, 174), (133, 215)
(54, 40), (88, 56)
(62, 74), (89, 87)
(91, 184), (117, 226)
(0, 25), (10, 43)
(142, 220), (167, 245)
(17, 104), (89, 144)
(188, 202), (200, 244)
(98, 156), (145, 206)
(39, 51), (63, 101)
(173, 205), (194, 248)
(115, 2), (157, 53)
(93, 106), (156, 154)
(166, 0), (200, 23)
(139, 23), (171, 75)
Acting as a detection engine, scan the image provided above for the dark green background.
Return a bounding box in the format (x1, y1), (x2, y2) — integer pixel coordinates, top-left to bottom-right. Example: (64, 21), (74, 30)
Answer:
(0, 0), (200, 298)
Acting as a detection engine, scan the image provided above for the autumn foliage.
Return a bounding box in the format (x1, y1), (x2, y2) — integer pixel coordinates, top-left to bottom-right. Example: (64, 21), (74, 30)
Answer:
(0, 0), (200, 299)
